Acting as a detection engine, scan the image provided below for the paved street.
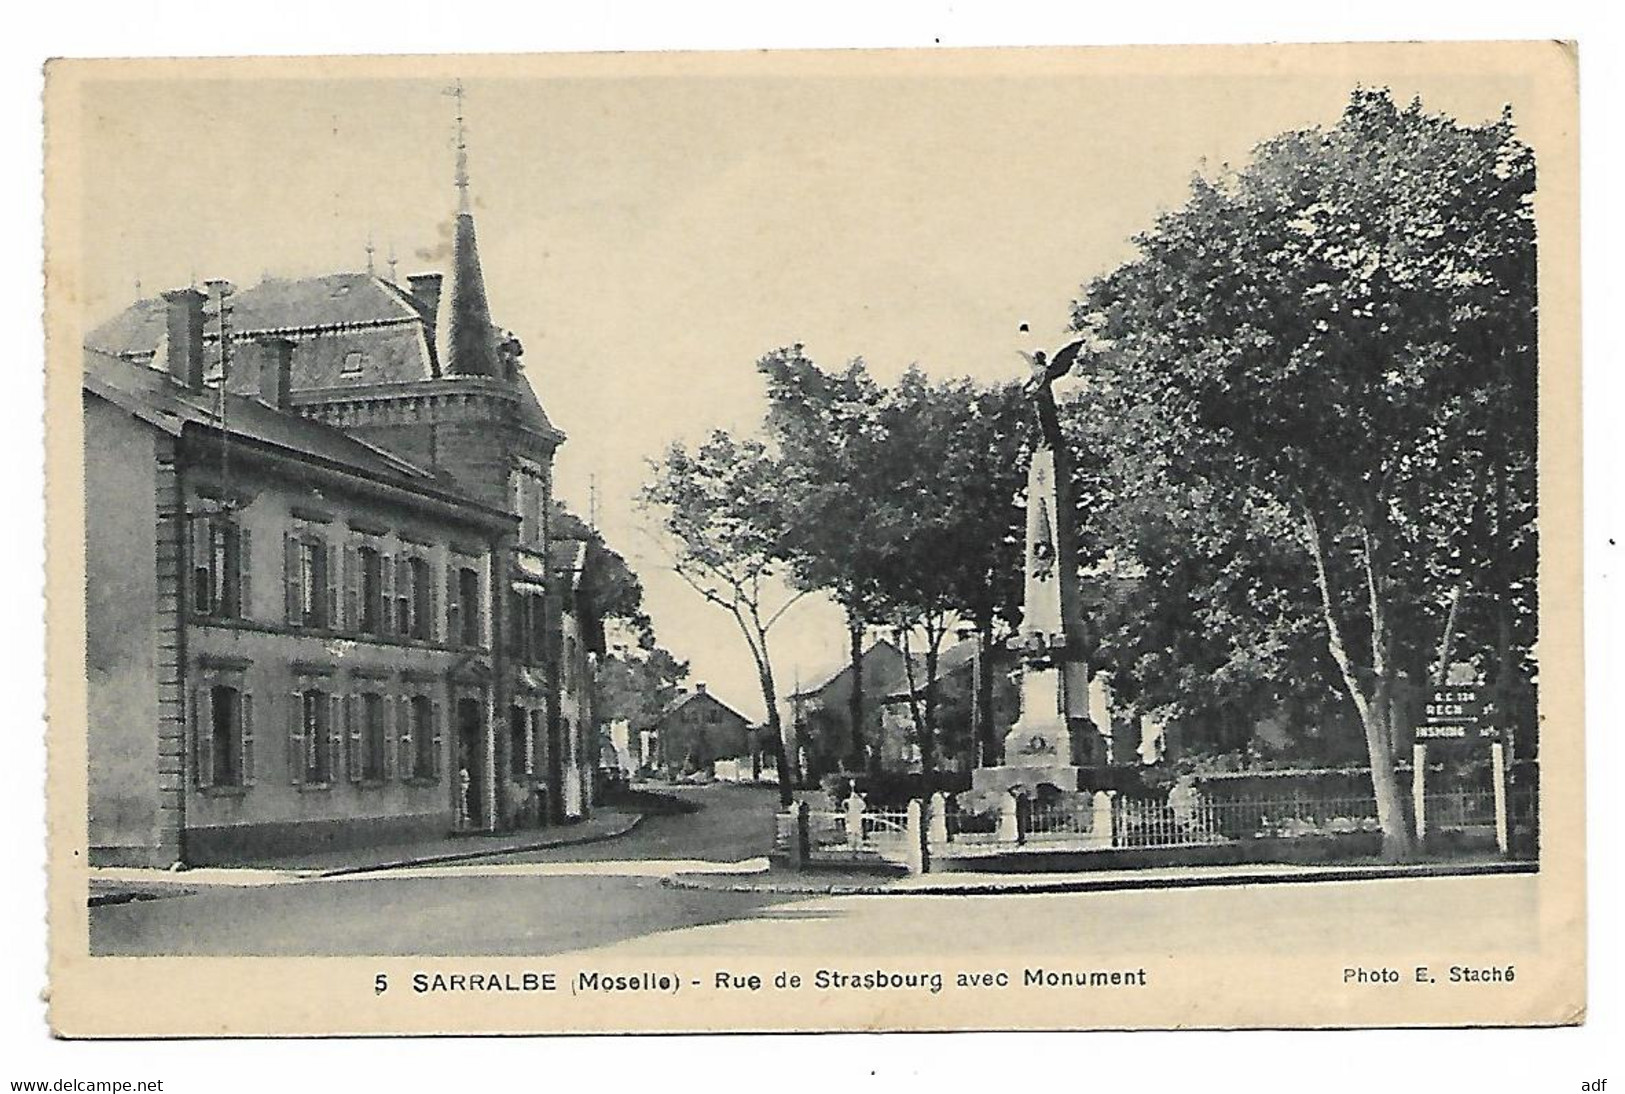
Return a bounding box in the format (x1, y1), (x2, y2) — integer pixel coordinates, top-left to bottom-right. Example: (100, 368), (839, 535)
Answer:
(458, 781), (783, 865)
(89, 782), (789, 957)
(88, 784), (1543, 961)
(569, 872), (1542, 959)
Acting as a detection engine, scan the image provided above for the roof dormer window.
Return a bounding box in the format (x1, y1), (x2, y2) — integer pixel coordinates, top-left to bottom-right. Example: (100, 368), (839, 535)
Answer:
(341, 351), (365, 377)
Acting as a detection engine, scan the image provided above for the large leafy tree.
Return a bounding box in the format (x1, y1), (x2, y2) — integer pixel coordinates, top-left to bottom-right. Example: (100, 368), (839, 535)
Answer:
(870, 368), (1030, 776)
(548, 500), (655, 648)
(1072, 89), (1536, 859)
(640, 432), (804, 804)
(758, 347), (891, 771)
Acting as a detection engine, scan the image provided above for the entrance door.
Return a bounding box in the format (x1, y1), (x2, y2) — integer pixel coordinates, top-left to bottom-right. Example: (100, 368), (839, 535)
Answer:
(456, 697), (484, 830)
(546, 719), (565, 824)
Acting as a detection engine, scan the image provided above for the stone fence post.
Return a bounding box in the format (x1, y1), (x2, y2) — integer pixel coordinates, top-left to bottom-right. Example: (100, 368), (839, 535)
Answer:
(845, 791), (867, 851)
(1091, 790), (1116, 850)
(787, 800), (810, 871)
(998, 788), (1024, 844)
(905, 798), (931, 876)
(929, 791), (951, 845)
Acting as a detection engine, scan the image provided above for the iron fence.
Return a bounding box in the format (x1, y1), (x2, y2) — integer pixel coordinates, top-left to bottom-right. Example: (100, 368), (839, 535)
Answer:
(775, 782), (1539, 864)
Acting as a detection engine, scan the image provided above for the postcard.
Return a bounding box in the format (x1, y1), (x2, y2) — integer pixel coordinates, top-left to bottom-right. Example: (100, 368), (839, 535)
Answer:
(44, 41), (1582, 1035)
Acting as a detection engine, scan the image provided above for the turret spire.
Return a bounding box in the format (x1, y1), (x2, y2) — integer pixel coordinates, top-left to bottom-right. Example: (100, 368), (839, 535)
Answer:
(435, 79), (499, 377)
(449, 80), (471, 214)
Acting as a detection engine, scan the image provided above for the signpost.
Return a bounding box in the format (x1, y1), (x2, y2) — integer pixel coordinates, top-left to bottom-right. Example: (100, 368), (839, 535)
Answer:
(1411, 684), (1508, 855)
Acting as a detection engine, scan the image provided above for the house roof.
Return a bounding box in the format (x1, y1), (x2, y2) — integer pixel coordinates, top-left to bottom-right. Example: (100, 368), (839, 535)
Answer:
(788, 636), (984, 704)
(659, 688), (751, 725)
(788, 638), (906, 701)
(86, 274), (429, 361)
(84, 347), (512, 526)
(879, 638), (981, 701)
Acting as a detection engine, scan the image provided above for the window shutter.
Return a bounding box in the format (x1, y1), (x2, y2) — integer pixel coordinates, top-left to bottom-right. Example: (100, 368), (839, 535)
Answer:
(381, 553), (396, 635)
(328, 693), (343, 783)
(194, 687), (214, 789)
(186, 515), (202, 615)
(476, 571), (487, 648)
(428, 563), (441, 642)
(397, 698), (414, 780)
(284, 533), (300, 623)
(395, 556), (411, 635)
(346, 694), (362, 782)
(383, 695), (396, 780)
(431, 700), (444, 778)
(288, 690), (305, 786)
(237, 526), (252, 620)
(240, 693), (255, 786)
(447, 567), (461, 646)
(343, 542), (359, 633)
(325, 541), (340, 628)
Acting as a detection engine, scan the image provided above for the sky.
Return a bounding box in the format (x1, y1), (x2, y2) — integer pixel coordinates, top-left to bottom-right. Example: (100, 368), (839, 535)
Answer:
(68, 49), (1543, 721)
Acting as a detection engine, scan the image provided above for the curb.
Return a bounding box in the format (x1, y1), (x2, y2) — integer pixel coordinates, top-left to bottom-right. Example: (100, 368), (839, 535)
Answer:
(313, 813), (645, 877)
(660, 859), (1539, 897)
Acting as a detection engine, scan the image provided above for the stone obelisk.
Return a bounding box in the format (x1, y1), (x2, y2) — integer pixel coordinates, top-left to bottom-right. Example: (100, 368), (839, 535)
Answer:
(972, 337), (1098, 796)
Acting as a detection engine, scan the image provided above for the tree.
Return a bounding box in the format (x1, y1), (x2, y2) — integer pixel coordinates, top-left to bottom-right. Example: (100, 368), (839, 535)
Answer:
(1072, 89), (1537, 859)
(548, 500), (655, 648)
(594, 646), (690, 742)
(870, 368), (1029, 777)
(640, 432), (804, 804)
(758, 346), (891, 772)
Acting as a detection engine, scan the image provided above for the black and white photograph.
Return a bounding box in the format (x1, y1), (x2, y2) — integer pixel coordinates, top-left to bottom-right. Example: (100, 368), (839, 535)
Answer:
(42, 41), (1583, 1036)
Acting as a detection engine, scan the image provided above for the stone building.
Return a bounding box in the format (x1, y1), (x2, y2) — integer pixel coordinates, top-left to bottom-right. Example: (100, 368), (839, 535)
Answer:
(83, 172), (602, 864)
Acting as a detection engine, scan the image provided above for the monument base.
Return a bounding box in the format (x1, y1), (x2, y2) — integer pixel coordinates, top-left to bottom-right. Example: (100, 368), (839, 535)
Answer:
(970, 764), (1086, 796)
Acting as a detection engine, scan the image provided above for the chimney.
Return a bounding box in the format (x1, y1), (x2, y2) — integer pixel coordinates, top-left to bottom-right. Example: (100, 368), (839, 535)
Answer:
(695, 682), (707, 695)
(161, 287), (206, 392)
(257, 337), (294, 410)
(407, 273), (443, 333)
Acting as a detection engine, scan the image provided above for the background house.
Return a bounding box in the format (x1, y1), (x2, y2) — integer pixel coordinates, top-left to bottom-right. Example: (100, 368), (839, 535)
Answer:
(791, 637), (1024, 780)
(644, 684), (754, 775)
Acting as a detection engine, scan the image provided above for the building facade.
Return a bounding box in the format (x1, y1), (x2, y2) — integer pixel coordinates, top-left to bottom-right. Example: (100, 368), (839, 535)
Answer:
(84, 178), (604, 865)
(85, 295), (520, 866)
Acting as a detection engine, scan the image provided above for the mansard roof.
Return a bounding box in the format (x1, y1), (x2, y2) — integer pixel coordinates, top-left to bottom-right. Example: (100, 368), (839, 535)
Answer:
(85, 273), (430, 361)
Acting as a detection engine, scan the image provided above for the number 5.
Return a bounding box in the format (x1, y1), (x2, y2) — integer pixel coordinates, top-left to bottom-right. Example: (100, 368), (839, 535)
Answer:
(375, 973), (389, 995)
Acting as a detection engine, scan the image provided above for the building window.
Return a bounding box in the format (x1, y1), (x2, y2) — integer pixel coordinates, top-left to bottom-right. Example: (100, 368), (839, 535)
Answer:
(295, 687), (333, 785)
(526, 594), (546, 665)
(194, 683), (253, 789)
(359, 546), (383, 634)
(341, 350), (365, 376)
(409, 557), (433, 640)
(352, 692), (387, 782)
(287, 534), (331, 629)
(189, 514), (246, 619)
(394, 557), (412, 636)
(510, 706), (530, 777)
(456, 566), (481, 647)
(402, 694), (439, 780)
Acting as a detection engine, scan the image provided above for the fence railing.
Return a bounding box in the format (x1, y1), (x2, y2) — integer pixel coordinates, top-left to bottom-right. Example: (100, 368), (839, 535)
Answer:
(776, 783), (1539, 867)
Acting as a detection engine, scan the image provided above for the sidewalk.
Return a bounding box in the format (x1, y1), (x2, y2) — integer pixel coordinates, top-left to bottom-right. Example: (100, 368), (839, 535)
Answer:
(89, 810), (643, 903)
(660, 856), (1539, 896)
(266, 810), (643, 876)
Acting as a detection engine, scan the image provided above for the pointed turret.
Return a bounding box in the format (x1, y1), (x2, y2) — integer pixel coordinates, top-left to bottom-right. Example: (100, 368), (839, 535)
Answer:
(435, 209), (500, 376)
(435, 81), (500, 377)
